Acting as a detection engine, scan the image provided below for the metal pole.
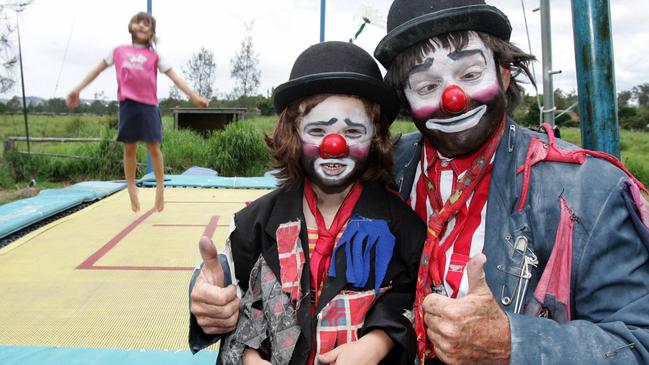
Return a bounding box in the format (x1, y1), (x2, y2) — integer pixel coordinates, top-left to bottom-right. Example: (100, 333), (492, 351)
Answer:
(540, 0), (557, 126)
(320, 0), (326, 42)
(571, 0), (619, 157)
(16, 15), (34, 185)
(145, 0), (153, 174)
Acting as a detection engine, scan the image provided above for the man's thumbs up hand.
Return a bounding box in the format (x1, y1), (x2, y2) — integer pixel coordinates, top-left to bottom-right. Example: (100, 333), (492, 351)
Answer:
(191, 236), (239, 335)
(422, 253), (511, 364)
(466, 253), (490, 296)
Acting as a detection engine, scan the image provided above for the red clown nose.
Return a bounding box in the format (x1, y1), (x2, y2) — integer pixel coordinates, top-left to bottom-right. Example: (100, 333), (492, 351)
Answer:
(319, 134), (348, 158)
(441, 85), (468, 114)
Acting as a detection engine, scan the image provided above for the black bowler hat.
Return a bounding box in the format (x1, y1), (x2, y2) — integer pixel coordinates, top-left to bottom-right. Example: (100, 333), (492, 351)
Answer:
(374, 0), (511, 69)
(273, 41), (399, 123)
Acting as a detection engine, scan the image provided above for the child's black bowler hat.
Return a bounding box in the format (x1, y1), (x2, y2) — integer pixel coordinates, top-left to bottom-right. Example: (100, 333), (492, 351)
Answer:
(374, 0), (512, 69)
(273, 41), (399, 123)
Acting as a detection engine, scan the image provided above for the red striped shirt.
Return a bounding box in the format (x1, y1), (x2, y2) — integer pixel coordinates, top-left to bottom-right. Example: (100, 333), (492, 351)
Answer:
(409, 139), (493, 298)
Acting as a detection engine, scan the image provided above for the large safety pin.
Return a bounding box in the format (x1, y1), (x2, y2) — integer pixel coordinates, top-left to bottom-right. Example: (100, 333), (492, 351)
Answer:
(497, 235), (538, 312)
(514, 253), (538, 314)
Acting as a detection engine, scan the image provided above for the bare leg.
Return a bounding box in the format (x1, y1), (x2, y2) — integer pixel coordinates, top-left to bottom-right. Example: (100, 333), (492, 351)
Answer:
(146, 141), (165, 212)
(123, 143), (140, 212)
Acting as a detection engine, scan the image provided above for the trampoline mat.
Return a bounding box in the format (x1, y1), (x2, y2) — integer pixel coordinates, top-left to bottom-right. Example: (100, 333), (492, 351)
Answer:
(0, 187), (271, 364)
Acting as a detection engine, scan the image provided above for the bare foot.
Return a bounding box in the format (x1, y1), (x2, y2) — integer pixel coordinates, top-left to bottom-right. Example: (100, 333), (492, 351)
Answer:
(127, 185), (140, 212)
(155, 186), (165, 212)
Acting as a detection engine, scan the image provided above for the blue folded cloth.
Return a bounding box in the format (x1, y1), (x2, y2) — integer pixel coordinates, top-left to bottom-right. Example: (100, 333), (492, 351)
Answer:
(328, 214), (395, 293)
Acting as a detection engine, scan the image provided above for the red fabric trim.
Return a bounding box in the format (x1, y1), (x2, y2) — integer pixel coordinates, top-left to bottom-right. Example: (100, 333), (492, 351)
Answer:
(516, 123), (648, 211)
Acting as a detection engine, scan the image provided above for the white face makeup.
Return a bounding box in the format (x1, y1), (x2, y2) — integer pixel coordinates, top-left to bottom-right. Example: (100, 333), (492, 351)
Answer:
(425, 105), (487, 133)
(299, 95), (374, 192)
(402, 33), (507, 157)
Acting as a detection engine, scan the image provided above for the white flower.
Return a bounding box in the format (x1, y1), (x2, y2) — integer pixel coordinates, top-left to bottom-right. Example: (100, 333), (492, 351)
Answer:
(354, 3), (387, 30)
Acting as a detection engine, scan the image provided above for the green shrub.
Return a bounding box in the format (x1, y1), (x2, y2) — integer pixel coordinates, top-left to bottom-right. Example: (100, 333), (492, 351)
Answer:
(162, 128), (210, 173)
(620, 114), (647, 131)
(0, 159), (16, 188)
(3, 115), (648, 187)
(5, 125), (124, 182)
(257, 98), (275, 116)
(207, 122), (271, 176)
(82, 139), (123, 180)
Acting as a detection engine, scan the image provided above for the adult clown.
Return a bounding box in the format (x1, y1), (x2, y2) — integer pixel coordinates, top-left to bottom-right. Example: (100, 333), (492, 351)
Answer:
(374, 0), (649, 364)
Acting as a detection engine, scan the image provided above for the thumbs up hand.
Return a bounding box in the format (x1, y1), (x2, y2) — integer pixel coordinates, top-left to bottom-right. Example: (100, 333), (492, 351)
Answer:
(190, 236), (240, 335)
(199, 236), (225, 287)
(422, 254), (511, 364)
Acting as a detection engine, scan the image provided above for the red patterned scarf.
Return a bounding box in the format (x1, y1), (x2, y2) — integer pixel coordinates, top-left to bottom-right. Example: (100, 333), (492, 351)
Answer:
(303, 179), (363, 305)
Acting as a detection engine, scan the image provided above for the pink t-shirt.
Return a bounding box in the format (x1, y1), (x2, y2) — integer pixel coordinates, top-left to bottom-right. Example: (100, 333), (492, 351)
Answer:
(107, 45), (169, 105)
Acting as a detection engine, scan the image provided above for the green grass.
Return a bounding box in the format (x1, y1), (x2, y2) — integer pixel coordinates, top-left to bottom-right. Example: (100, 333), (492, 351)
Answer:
(390, 118), (419, 136)
(0, 114), (117, 153)
(385, 124), (649, 188)
(555, 127), (649, 184)
(0, 113), (648, 198)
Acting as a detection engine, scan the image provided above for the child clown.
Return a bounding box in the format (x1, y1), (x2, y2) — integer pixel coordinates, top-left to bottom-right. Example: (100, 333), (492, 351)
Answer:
(188, 41), (426, 365)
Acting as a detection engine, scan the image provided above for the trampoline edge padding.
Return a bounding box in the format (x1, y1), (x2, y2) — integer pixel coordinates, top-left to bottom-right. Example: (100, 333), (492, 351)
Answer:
(138, 174), (278, 189)
(0, 181), (126, 239)
(0, 172), (279, 240)
(0, 346), (217, 365)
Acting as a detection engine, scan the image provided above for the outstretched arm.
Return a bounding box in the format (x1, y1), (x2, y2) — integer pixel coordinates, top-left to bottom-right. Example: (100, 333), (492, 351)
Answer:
(164, 68), (209, 107)
(66, 60), (109, 109)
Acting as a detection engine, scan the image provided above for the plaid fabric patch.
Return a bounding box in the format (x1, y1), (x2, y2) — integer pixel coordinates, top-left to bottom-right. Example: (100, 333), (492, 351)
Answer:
(277, 221), (305, 306)
(220, 255), (301, 365)
(314, 288), (385, 358)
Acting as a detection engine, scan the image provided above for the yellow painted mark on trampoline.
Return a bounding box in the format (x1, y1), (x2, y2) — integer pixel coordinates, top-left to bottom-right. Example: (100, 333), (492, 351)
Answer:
(0, 187), (270, 350)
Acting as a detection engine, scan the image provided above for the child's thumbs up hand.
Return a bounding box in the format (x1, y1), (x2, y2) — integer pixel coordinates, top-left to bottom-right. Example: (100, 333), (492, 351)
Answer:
(190, 236), (239, 335)
(199, 236), (224, 287)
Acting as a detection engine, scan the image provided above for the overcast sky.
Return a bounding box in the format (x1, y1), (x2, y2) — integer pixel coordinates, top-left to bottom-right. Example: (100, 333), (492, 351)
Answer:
(2, 0), (648, 101)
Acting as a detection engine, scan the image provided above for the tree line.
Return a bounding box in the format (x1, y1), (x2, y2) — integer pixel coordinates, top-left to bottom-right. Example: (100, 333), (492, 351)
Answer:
(511, 84), (649, 131)
(3, 83), (649, 132)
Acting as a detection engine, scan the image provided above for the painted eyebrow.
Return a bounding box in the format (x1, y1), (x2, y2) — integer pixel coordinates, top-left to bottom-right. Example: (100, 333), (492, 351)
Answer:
(303, 117), (338, 129)
(303, 117), (368, 134)
(406, 57), (434, 89)
(408, 57), (434, 75)
(447, 49), (487, 64)
(344, 118), (367, 133)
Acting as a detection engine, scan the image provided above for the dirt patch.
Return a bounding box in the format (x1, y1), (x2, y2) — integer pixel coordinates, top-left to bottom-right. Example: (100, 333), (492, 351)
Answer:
(0, 187), (40, 205)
